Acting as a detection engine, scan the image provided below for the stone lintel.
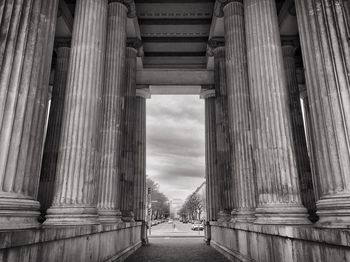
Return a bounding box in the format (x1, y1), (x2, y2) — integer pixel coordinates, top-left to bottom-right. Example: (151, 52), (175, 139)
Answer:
(200, 89), (216, 99)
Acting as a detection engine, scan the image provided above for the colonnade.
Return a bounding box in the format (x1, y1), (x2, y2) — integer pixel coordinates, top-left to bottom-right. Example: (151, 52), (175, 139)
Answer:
(0, 0), (148, 229)
(204, 0), (350, 229)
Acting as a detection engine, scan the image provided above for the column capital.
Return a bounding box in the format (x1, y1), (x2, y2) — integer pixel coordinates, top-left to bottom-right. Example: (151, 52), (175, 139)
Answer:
(200, 89), (216, 99)
(136, 88), (151, 99)
(207, 37), (225, 57)
(55, 38), (71, 49)
(108, 0), (136, 18)
(214, 0), (243, 17)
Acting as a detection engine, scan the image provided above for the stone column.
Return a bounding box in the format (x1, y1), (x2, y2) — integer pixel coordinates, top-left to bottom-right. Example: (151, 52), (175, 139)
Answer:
(282, 42), (317, 221)
(212, 46), (234, 222)
(134, 89), (150, 221)
(120, 47), (138, 222)
(38, 41), (71, 217)
(44, 0), (108, 226)
(295, 0), (350, 228)
(0, 0), (59, 229)
(244, 0), (309, 224)
(201, 89), (219, 221)
(97, 1), (127, 224)
(223, 0), (256, 222)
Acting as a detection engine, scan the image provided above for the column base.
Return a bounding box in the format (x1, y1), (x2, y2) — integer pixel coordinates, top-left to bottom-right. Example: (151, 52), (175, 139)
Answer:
(98, 209), (122, 224)
(122, 210), (135, 222)
(43, 206), (99, 227)
(254, 204), (310, 225)
(217, 210), (232, 223)
(316, 196), (350, 228)
(0, 196), (41, 230)
(235, 208), (256, 223)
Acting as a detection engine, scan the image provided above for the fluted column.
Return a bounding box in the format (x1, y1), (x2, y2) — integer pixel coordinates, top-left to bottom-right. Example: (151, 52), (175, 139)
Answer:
(245, 0), (309, 224)
(38, 42), (71, 217)
(282, 42), (317, 221)
(97, 1), (127, 224)
(120, 47), (138, 222)
(133, 89), (150, 222)
(295, 0), (350, 228)
(224, 0), (256, 222)
(0, 0), (59, 229)
(212, 47), (234, 222)
(201, 89), (219, 221)
(44, 0), (108, 226)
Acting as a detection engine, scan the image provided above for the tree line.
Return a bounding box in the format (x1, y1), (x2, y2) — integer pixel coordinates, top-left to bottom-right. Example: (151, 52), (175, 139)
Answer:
(146, 177), (170, 220)
(178, 192), (205, 221)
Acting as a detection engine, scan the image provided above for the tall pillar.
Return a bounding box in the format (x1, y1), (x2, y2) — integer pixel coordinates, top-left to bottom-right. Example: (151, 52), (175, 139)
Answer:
(44, 0), (108, 226)
(282, 42), (317, 221)
(245, 0), (309, 224)
(134, 88), (150, 245)
(212, 46), (234, 222)
(0, 0), (59, 229)
(38, 41), (71, 217)
(134, 89), (150, 221)
(201, 89), (219, 221)
(97, 1), (127, 224)
(120, 47), (138, 222)
(223, 0), (256, 222)
(295, 0), (350, 228)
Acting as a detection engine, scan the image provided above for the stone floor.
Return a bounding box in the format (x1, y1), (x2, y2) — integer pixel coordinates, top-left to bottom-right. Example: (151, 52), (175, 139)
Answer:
(125, 238), (229, 262)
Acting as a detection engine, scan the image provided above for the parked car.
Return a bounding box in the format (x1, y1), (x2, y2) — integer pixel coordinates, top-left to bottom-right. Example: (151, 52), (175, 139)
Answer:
(168, 219), (173, 224)
(191, 221), (204, 231)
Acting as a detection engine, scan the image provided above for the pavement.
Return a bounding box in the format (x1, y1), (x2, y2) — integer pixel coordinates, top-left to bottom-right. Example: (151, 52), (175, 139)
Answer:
(148, 221), (204, 238)
(125, 221), (229, 262)
(125, 238), (229, 262)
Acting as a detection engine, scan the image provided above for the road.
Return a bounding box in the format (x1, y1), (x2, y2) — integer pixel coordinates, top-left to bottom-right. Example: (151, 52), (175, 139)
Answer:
(149, 220), (204, 238)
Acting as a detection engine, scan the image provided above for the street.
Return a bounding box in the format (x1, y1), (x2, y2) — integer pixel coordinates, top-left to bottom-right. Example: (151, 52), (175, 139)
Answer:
(149, 220), (204, 238)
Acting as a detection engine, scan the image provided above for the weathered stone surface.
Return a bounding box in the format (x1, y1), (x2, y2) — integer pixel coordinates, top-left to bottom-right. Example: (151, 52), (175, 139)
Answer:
(44, 0), (108, 226)
(295, 0), (350, 228)
(120, 47), (138, 222)
(0, 0), (59, 229)
(38, 43), (71, 217)
(282, 43), (317, 222)
(213, 47), (234, 222)
(245, 0), (309, 224)
(224, 0), (256, 223)
(210, 222), (350, 262)
(97, 1), (127, 224)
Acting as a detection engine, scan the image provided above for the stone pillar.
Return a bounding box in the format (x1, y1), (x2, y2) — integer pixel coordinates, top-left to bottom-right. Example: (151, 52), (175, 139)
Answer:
(244, 0), (309, 224)
(134, 88), (150, 245)
(282, 42), (317, 221)
(97, 1), (127, 224)
(0, 0), (59, 229)
(120, 47), (138, 222)
(44, 0), (108, 226)
(38, 41), (71, 217)
(212, 47), (233, 222)
(223, 0), (256, 223)
(295, 0), (350, 228)
(201, 89), (219, 221)
(134, 89), (150, 221)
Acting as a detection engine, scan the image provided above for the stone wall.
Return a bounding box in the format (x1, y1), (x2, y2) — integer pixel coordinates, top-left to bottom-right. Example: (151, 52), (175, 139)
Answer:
(0, 222), (142, 262)
(210, 222), (350, 262)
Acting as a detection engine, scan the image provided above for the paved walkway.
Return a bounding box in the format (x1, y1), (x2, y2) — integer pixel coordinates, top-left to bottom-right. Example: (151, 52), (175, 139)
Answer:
(125, 238), (229, 262)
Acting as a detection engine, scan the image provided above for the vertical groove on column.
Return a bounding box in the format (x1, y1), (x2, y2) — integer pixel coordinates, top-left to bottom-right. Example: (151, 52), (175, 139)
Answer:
(282, 44), (317, 221)
(38, 45), (70, 216)
(224, 1), (256, 222)
(97, 2), (126, 224)
(214, 47), (234, 222)
(134, 96), (146, 221)
(295, 0), (350, 227)
(120, 47), (137, 222)
(205, 94), (219, 221)
(245, 0), (309, 224)
(44, 0), (107, 226)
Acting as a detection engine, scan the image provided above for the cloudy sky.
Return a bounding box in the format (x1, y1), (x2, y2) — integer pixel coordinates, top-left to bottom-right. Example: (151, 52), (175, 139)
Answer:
(146, 95), (205, 203)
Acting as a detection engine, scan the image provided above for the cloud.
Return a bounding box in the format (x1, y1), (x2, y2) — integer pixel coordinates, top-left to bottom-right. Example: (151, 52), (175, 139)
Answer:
(146, 95), (205, 201)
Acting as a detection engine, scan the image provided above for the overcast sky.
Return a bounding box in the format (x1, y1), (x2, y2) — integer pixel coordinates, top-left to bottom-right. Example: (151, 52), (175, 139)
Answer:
(146, 95), (205, 203)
